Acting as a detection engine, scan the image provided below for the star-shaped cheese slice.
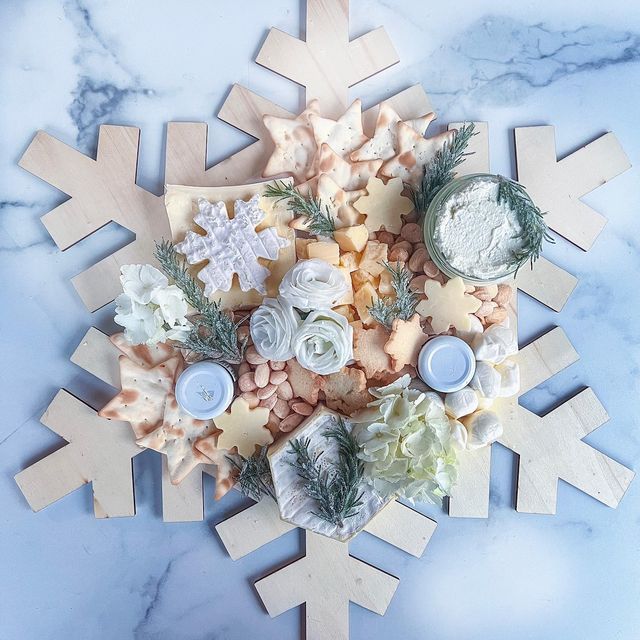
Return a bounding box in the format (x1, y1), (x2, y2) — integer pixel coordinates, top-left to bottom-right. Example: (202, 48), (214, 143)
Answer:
(213, 397), (273, 458)
(353, 176), (414, 234)
(137, 393), (216, 485)
(314, 143), (383, 192)
(383, 314), (429, 372)
(381, 121), (455, 188)
(99, 355), (181, 439)
(352, 321), (393, 379)
(416, 276), (482, 334)
(309, 98), (368, 158)
(351, 102), (436, 162)
(263, 99), (320, 182)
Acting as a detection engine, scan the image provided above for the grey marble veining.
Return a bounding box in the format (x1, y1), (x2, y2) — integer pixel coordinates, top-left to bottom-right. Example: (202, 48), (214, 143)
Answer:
(1, 1), (640, 639)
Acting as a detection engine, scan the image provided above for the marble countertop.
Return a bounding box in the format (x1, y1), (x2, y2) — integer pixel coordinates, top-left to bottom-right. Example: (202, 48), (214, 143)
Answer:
(2, 1), (640, 638)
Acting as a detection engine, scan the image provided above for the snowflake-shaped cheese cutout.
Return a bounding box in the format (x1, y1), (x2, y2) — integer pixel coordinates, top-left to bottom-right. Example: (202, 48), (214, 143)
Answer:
(416, 276), (482, 334)
(175, 194), (290, 297)
(209, 397), (273, 458)
(354, 176), (414, 234)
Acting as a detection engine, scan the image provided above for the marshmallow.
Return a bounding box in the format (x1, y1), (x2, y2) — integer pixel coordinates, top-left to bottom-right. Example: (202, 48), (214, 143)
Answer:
(472, 324), (517, 365)
(462, 410), (503, 450)
(470, 362), (501, 399)
(444, 387), (479, 419)
(496, 359), (520, 398)
(449, 419), (468, 450)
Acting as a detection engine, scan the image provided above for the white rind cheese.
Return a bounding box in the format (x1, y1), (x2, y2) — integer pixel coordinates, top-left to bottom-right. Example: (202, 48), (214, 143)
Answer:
(268, 405), (390, 542)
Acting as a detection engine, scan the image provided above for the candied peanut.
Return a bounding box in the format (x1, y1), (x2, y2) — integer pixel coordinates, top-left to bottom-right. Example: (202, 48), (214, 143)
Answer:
(254, 363), (270, 388)
(256, 384), (277, 400)
(280, 413), (304, 432)
(400, 222), (422, 243)
(238, 372), (257, 392)
(270, 370), (288, 385)
(245, 345), (267, 365)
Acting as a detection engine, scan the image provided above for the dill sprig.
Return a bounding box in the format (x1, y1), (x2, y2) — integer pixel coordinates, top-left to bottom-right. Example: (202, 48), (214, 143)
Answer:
(264, 180), (336, 237)
(411, 122), (477, 215)
(154, 240), (247, 365)
(496, 175), (555, 272)
(229, 447), (275, 502)
(287, 418), (364, 528)
(369, 261), (419, 330)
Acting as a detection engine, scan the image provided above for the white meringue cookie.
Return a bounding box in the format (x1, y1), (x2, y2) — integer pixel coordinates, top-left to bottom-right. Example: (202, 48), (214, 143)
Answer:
(444, 387), (479, 419)
(472, 323), (518, 365)
(496, 359), (520, 398)
(470, 362), (501, 399)
(449, 419), (468, 449)
(462, 410), (503, 450)
(477, 395), (495, 410)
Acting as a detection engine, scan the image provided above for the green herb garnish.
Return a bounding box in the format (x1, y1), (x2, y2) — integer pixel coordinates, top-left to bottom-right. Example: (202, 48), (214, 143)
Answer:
(154, 240), (247, 365)
(264, 180), (336, 237)
(369, 261), (419, 330)
(287, 418), (364, 528)
(230, 447), (276, 502)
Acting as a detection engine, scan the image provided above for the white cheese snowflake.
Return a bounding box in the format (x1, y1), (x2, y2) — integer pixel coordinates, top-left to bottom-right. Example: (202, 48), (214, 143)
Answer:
(175, 194), (289, 296)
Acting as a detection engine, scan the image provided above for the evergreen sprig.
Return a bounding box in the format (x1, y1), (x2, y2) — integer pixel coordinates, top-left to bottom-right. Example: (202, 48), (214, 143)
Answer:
(411, 122), (477, 216)
(154, 240), (247, 365)
(264, 180), (336, 237)
(496, 175), (554, 272)
(287, 418), (364, 528)
(369, 261), (419, 330)
(230, 447), (275, 502)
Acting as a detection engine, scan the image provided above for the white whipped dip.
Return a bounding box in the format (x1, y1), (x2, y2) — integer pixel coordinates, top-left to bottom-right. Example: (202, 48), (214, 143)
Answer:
(433, 178), (525, 280)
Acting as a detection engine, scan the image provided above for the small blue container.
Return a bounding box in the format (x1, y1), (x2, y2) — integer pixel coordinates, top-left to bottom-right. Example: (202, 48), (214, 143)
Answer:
(175, 361), (235, 420)
(417, 336), (476, 393)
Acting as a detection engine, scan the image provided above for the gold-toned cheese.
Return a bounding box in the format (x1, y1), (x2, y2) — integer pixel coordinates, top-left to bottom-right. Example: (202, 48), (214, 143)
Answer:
(358, 241), (388, 276)
(307, 240), (340, 265)
(354, 282), (379, 326)
(334, 224), (369, 252)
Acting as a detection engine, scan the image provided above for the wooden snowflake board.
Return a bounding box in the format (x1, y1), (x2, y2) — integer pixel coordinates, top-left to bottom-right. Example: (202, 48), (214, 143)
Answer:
(14, 1), (634, 639)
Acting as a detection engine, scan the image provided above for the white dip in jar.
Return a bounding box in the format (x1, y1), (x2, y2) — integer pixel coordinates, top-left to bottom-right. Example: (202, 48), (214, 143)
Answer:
(428, 175), (526, 282)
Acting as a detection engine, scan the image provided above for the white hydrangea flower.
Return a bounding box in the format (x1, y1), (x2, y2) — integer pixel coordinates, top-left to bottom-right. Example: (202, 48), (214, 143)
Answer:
(352, 374), (459, 504)
(120, 264), (168, 305)
(115, 265), (191, 346)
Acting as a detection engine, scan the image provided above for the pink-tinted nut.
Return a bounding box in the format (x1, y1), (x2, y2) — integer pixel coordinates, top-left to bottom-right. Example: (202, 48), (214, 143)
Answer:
(423, 260), (440, 278)
(280, 413), (304, 432)
(273, 398), (291, 419)
(403, 209), (420, 223)
(269, 360), (286, 371)
(277, 380), (294, 401)
(291, 401), (313, 416)
(254, 363), (270, 388)
(485, 307), (508, 324)
(473, 286), (495, 301)
(400, 222), (422, 243)
(238, 372), (257, 392)
(494, 284), (513, 306)
(388, 247), (410, 263)
(269, 370), (288, 385)
(240, 391), (260, 409)
(377, 231), (395, 246)
(245, 345), (267, 365)
(238, 362), (251, 376)
(409, 275), (429, 294)
(259, 394), (278, 410)
(266, 415), (281, 437)
(408, 247), (429, 272)
(475, 301), (497, 317)
(256, 384), (277, 400)
(237, 326), (251, 341)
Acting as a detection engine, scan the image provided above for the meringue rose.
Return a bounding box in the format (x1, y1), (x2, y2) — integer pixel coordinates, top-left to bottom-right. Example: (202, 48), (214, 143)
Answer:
(120, 264), (168, 304)
(292, 309), (353, 375)
(278, 258), (347, 312)
(250, 297), (301, 361)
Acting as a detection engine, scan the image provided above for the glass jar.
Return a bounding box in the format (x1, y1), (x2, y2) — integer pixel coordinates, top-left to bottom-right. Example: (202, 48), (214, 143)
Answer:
(423, 173), (519, 285)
